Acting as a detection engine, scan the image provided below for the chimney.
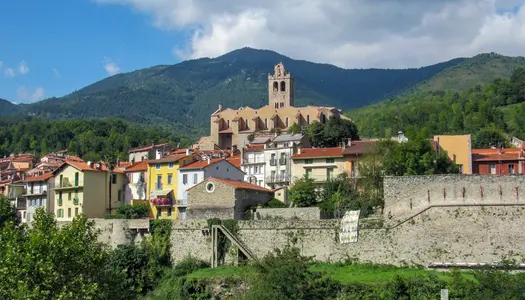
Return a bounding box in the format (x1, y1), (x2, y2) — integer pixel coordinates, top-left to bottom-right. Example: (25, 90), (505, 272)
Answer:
(155, 149), (162, 160)
(297, 146), (302, 155)
(87, 161), (92, 168)
(240, 147), (245, 165)
(218, 102), (223, 111)
(186, 148), (190, 155)
(232, 145), (238, 153)
(131, 158), (135, 165)
(207, 157), (211, 165)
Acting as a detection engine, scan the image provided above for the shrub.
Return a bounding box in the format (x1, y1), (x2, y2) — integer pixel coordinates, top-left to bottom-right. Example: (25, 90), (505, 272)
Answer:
(267, 198), (287, 208)
(116, 203), (149, 219)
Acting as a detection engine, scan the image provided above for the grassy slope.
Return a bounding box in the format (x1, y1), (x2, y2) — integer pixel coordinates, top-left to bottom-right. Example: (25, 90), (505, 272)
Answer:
(412, 53), (525, 93)
(186, 263), (474, 285)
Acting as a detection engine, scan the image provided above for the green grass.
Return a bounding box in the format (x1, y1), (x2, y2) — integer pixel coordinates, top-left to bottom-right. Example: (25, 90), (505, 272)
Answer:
(186, 263), (475, 285)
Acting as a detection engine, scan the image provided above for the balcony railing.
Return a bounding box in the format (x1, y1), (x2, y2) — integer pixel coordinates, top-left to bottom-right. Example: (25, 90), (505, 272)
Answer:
(279, 158), (287, 165)
(266, 174), (291, 183)
(243, 157), (266, 164)
(56, 178), (84, 189)
(269, 159), (277, 166)
(151, 198), (172, 207)
(16, 198), (27, 210)
(73, 198), (79, 205)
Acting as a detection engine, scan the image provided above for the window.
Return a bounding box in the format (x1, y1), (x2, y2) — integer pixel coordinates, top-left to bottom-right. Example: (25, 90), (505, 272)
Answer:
(38, 198), (42, 206)
(254, 166), (258, 174)
(56, 210), (60, 217)
(118, 190), (122, 202)
(193, 173), (198, 184)
(155, 164), (161, 170)
(306, 115), (310, 124)
(68, 208), (71, 218)
(74, 172), (79, 186)
(509, 164), (515, 174)
(68, 192), (72, 201)
(227, 120), (230, 128)
(75, 207), (79, 216)
(305, 159), (313, 164)
(285, 117), (289, 127)
(111, 174), (117, 184)
(489, 164), (496, 175)
(183, 174), (188, 184)
(59, 191), (62, 200)
(305, 169), (312, 178)
(206, 182), (215, 193)
(326, 158), (335, 163)
(168, 174), (173, 185)
(258, 180), (263, 186)
(156, 175), (162, 190)
(327, 168), (334, 180)
(265, 118), (268, 129)
(168, 162), (174, 169)
(167, 208), (172, 216)
(280, 81), (286, 91)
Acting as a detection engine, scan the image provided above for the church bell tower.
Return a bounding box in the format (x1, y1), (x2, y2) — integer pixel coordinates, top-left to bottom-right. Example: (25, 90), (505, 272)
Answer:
(268, 62), (294, 109)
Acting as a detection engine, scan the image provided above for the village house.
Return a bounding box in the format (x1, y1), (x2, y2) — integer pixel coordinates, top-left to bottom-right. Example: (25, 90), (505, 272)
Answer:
(20, 172), (53, 223)
(186, 177), (274, 220)
(146, 152), (195, 219)
(472, 147), (525, 175)
(124, 160), (149, 206)
(241, 144), (266, 187)
(195, 62), (350, 150)
(291, 147), (346, 187)
(52, 160), (126, 221)
(433, 134), (473, 174)
(177, 158), (245, 219)
(128, 143), (174, 163)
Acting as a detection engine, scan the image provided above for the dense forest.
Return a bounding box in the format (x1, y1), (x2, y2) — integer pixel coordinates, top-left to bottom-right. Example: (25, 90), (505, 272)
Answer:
(0, 117), (188, 161)
(350, 67), (525, 147)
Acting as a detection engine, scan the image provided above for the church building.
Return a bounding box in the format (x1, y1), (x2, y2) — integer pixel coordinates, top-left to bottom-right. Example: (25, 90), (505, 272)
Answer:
(195, 62), (349, 150)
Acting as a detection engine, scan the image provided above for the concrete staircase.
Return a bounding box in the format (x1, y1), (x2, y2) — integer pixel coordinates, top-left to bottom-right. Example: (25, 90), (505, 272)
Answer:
(211, 224), (256, 268)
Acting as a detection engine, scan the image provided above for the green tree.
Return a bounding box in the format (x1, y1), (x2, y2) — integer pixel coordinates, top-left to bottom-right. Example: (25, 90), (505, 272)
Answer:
(289, 175), (318, 207)
(287, 122), (302, 134)
(306, 117), (359, 147)
(473, 124), (508, 148)
(0, 195), (19, 228)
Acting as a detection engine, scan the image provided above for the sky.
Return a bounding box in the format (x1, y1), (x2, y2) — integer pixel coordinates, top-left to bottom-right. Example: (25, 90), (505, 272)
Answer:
(1, 0), (525, 104)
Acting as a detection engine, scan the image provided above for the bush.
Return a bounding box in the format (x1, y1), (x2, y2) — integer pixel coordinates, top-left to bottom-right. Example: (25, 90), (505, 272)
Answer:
(116, 203), (149, 219)
(266, 198), (287, 208)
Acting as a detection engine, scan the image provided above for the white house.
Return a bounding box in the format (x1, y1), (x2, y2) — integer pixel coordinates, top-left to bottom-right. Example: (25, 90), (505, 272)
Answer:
(241, 145), (266, 187)
(177, 158), (245, 205)
(123, 160), (149, 206)
(20, 172), (53, 223)
(263, 133), (310, 190)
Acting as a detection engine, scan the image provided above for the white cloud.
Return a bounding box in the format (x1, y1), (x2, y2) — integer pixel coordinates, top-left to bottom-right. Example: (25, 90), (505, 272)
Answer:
(103, 57), (121, 75)
(52, 68), (60, 78)
(18, 61), (29, 74)
(94, 0), (525, 68)
(4, 68), (15, 78)
(17, 86), (45, 103)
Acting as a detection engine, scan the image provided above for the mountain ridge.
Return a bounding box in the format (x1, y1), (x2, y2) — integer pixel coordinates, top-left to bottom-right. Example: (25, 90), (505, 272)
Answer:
(2, 48), (525, 137)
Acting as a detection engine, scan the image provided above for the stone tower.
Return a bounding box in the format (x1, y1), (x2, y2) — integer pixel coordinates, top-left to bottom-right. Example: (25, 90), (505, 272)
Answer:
(268, 62), (294, 109)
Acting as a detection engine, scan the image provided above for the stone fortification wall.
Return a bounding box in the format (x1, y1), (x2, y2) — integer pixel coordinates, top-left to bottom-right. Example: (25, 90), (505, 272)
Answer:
(383, 175), (525, 225)
(254, 207), (321, 220)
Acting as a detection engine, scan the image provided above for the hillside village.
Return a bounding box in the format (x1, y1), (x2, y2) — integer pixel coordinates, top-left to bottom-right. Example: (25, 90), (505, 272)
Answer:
(0, 62), (523, 223)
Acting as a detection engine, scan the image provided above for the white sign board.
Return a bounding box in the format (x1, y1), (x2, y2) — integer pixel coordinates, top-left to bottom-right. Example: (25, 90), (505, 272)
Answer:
(339, 210), (360, 244)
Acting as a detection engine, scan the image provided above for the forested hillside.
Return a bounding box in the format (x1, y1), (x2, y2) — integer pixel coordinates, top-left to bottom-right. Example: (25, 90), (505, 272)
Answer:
(349, 67), (525, 146)
(0, 99), (20, 116)
(0, 117), (188, 161)
(11, 48), (466, 134)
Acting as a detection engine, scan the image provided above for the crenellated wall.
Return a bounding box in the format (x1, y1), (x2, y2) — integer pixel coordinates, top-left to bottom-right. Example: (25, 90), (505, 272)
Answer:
(87, 175), (525, 266)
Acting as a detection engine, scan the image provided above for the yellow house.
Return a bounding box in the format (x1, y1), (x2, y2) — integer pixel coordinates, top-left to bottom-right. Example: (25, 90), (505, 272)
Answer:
(342, 140), (378, 178)
(147, 154), (195, 219)
(291, 147), (346, 188)
(433, 135), (472, 174)
(52, 160), (126, 221)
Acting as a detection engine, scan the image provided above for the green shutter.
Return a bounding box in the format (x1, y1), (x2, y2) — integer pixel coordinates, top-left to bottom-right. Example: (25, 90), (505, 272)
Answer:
(74, 172), (79, 186)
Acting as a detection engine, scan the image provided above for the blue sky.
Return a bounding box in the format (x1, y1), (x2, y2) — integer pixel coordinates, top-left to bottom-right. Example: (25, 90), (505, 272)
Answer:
(0, 0), (188, 103)
(1, 0), (524, 104)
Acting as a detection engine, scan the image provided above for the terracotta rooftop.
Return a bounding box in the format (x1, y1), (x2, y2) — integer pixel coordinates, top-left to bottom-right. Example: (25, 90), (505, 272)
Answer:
(148, 154), (191, 164)
(292, 147), (343, 159)
(472, 148), (523, 162)
(343, 140), (378, 155)
(188, 177), (271, 192)
(58, 160), (108, 172)
(125, 161), (150, 172)
(22, 173), (53, 182)
(179, 158), (225, 170)
(227, 156), (241, 168)
(129, 143), (171, 153)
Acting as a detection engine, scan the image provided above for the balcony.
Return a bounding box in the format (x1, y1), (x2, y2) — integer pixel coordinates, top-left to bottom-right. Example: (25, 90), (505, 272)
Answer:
(73, 198), (79, 205)
(266, 174), (291, 184)
(151, 197), (172, 207)
(279, 158), (287, 165)
(55, 178), (84, 190)
(269, 159), (277, 166)
(243, 157), (266, 164)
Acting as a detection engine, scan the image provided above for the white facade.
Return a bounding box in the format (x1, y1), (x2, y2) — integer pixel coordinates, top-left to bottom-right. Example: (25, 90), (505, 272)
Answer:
(242, 150), (266, 187)
(23, 180), (49, 223)
(178, 159), (245, 203)
(264, 146), (294, 189)
(124, 171), (147, 205)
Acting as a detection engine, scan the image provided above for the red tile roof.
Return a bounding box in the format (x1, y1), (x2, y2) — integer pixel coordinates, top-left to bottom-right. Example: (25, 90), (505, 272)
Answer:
(125, 161), (150, 172)
(188, 177), (271, 192)
(227, 156), (241, 168)
(180, 158), (225, 170)
(244, 144), (265, 151)
(129, 143), (171, 153)
(148, 154), (191, 164)
(59, 160), (107, 172)
(292, 147), (343, 159)
(343, 140), (378, 155)
(472, 148), (523, 162)
(23, 173), (53, 182)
